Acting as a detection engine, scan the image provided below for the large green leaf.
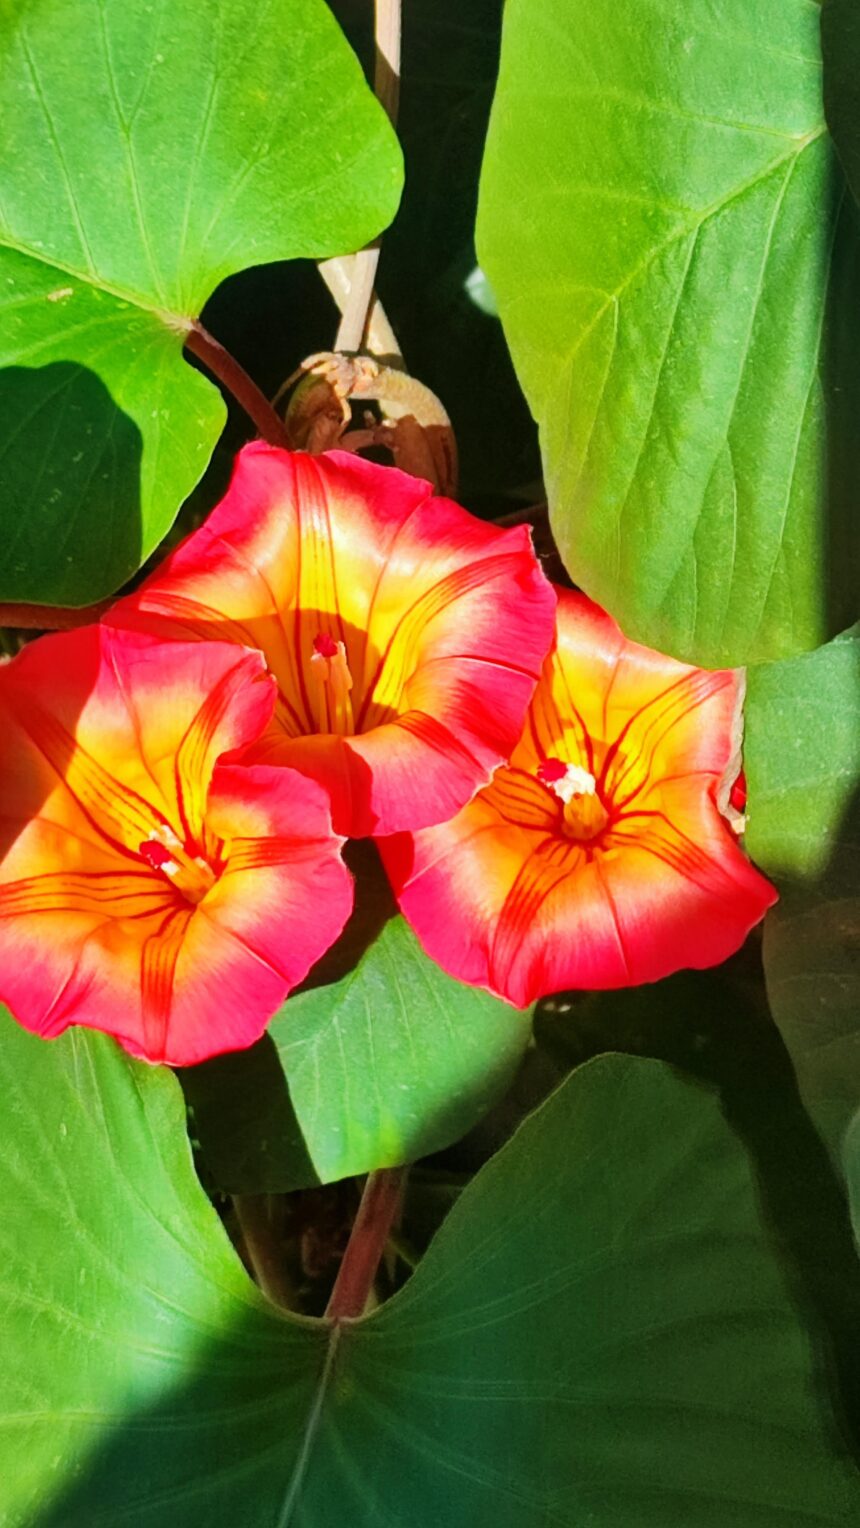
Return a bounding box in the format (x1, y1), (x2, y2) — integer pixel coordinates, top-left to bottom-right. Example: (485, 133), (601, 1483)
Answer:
(477, 0), (860, 666)
(183, 895), (533, 1191)
(3, 1016), (858, 1525)
(745, 628), (860, 1204)
(0, 0), (402, 603)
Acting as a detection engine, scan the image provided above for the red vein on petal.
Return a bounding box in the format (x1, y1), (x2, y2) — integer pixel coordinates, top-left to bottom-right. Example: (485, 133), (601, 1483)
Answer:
(600, 670), (729, 805)
(141, 907), (192, 1061)
(485, 768), (561, 831)
(527, 682), (571, 771)
(203, 540), (312, 737)
(224, 838), (332, 872)
(0, 870), (173, 920)
(609, 817), (732, 889)
(148, 555), (307, 738)
(360, 492), (428, 693)
(106, 643), (171, 811)
(294, 460), (350, 730)
(15, 698), (164, 861)
(357, 552), (525, 731)
(174, 659), (254, 846)
(617, 675), (730, 800)
(490, 837), (578, 998)
(599, 642), (624, 744)
(393, 710), (485, 772)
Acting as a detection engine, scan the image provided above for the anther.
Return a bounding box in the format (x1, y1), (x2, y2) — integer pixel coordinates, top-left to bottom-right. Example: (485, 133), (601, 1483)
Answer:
(537, 757), (597, 803)
(139, 826), (216, 905)
(310, 631), (355, 734)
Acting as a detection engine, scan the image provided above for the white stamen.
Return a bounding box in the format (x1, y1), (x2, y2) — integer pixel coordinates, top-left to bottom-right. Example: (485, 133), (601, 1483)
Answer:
(145, 824), (182, 852)
(548, 763), (597, 804)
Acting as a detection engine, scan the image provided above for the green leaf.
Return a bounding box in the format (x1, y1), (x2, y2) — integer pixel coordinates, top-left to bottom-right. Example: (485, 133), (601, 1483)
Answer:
(0, 0), (402, 603)
(477, 0), (860, 666)
(745, 628), (860, 1196)
(0, 1011), (305, 1527)
(745, 626), (860, 883)
(183, 892), (533, 1191)
(4, 1018), (858, 1525)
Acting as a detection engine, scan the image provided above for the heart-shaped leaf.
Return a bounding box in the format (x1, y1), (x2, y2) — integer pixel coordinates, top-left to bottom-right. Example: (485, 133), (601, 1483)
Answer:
(183, 891), (533, 1191)
(477, 0), (860, 666)
(2, 1013), (858, 1525)
(0, 0), (402, 603)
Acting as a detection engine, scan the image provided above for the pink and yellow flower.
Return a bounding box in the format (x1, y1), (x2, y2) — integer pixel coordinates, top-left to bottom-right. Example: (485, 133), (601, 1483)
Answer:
(106, 444), (557, 838)
(0, 626), (352, 1065)
(382, 589), (777, 1007)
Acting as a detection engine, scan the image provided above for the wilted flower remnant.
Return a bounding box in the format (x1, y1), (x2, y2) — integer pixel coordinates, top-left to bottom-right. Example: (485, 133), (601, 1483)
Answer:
(382, 589), (777, 1007)
(0, 627), (352, 1064)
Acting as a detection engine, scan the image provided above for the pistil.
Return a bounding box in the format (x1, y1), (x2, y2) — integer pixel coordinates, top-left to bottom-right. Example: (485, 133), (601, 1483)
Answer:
(310, 632), (355, 734)
(139, 825), (216, 904)
(537, 757), (610, 842)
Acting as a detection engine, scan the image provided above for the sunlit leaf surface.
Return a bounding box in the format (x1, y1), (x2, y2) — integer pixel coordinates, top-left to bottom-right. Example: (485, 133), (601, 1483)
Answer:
(184, 904), (533, 1192)
(0, 0), (402, 602)
(477, 0), (860, 666)
(2, 1018), (857, 1525)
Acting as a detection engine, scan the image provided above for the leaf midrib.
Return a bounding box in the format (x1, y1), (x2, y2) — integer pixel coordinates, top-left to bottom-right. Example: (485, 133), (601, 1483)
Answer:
(274, 1322), (341, 1528)
(0, 229), (192, 330)
(521, 126), (829, 390)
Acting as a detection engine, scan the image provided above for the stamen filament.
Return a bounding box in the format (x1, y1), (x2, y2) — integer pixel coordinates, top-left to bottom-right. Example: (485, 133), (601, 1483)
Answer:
(139, 826), (216, 904)
(310, 633), (355, 735)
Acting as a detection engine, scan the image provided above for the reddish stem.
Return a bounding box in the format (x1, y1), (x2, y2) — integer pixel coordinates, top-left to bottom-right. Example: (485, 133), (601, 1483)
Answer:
(185, 322), (290, 448)
(325, 1167), (406, 1321)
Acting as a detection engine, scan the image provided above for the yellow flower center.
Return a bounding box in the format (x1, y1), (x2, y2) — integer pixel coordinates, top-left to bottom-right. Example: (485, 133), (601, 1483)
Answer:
(537, 758), (610, 843)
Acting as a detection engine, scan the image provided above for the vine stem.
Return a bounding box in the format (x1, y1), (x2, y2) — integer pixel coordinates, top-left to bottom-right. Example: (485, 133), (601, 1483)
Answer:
(185, 321), (290, 447)
(325, 0), (402, 357)
(325, 1166), (406, 1321)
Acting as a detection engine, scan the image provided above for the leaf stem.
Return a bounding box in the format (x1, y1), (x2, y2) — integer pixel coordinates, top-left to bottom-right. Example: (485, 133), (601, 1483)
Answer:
(185, 322), (290, 447)
(325, 1166), (406, 1321)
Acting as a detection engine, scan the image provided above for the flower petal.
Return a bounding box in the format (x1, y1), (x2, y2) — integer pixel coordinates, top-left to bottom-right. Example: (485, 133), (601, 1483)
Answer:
(0, 627), (356, 1065)
(0, 767), (352, 1066)
(133, 764), (354, 1065)
(107, 444), (557, 836)
(383, 588), (777, 1006)
(0, 625), (275, 861)
(384, 777), (777, 1007)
